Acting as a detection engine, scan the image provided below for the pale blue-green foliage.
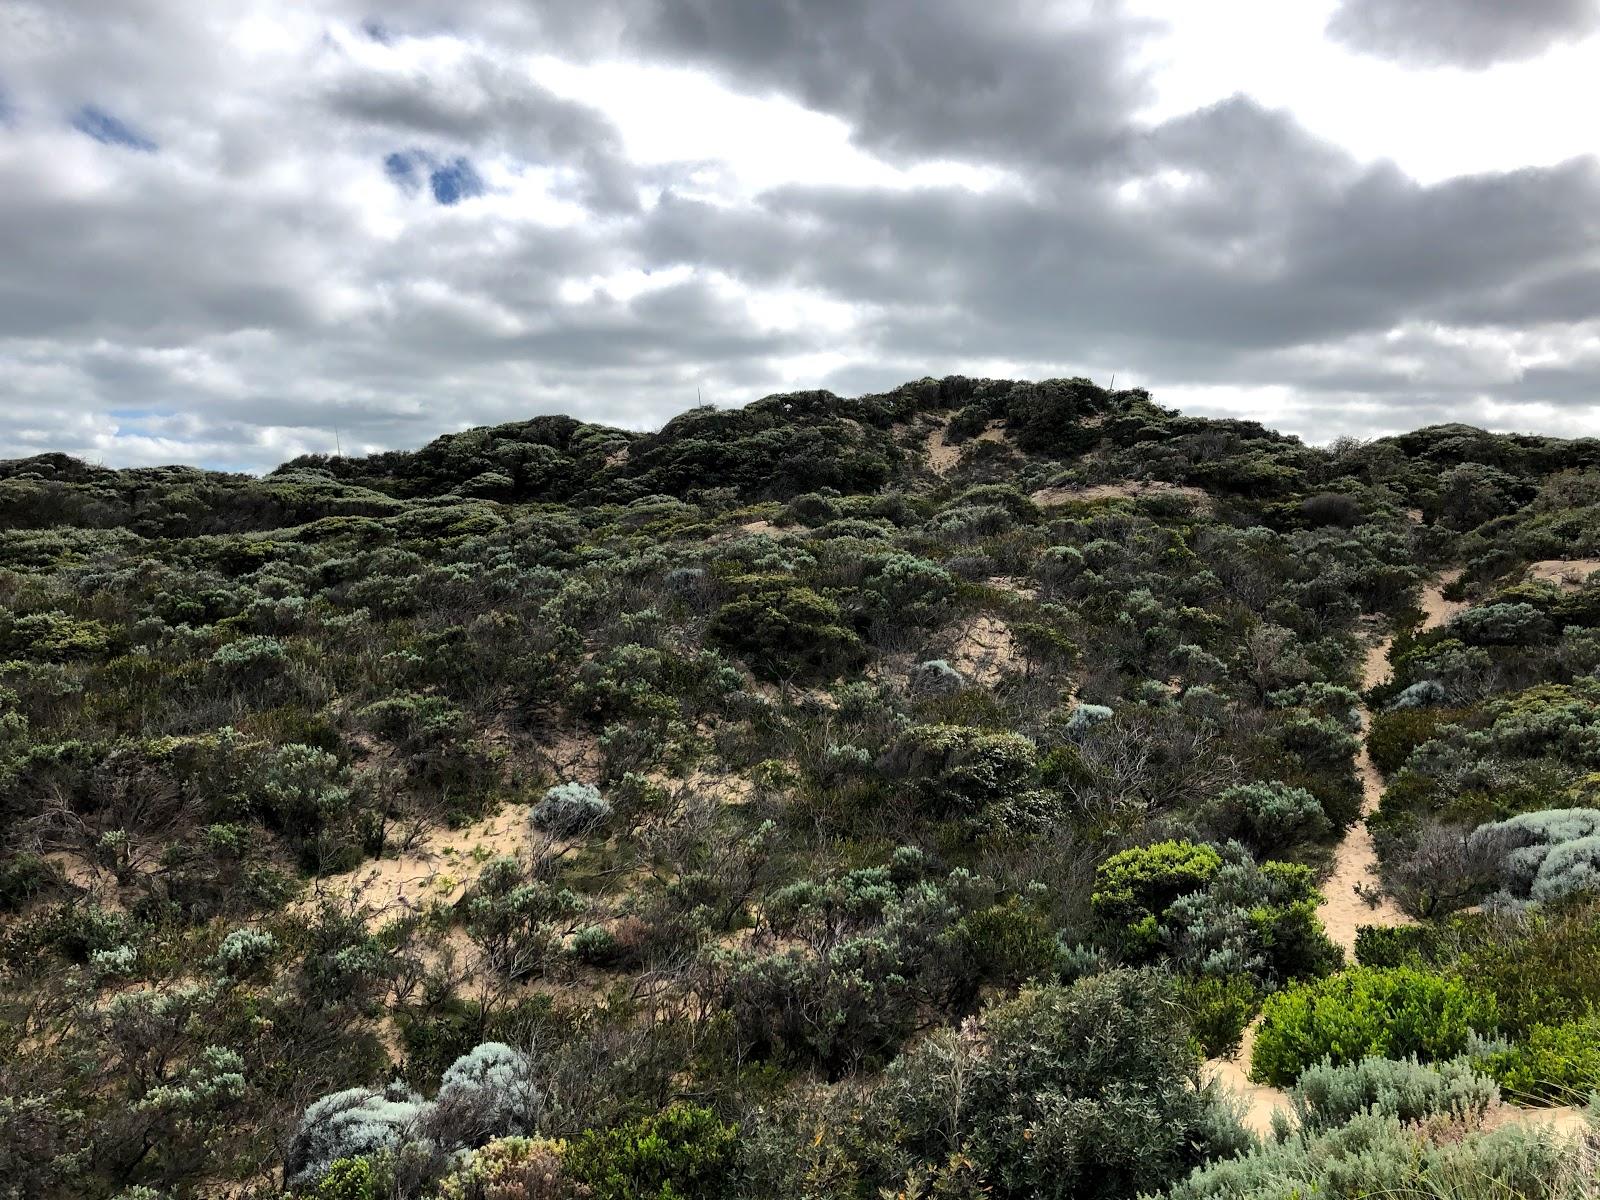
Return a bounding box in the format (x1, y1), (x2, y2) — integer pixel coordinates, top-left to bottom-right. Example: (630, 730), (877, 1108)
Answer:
(866, 553), (956, 621)
(90, 944), (139, 979)
(1064, 703), (1113, 737)
(1289, 1056), (1499, 1134)
(429, 1042), (541, 1144)
(210, 927), (277, 976)
(1152, 1112), (1573, 1200)
(289, 1044), (544, 1186)
(258, 743), (349, 825)
(909, 658), (964, 696)
(1268, 683), (1363, 731)
(1389, 679), (1447, 710)
(133, 1045), (246, 1116)
(1216, 781), (1332, 851)
(287, 1082), (430, 1185)
(1470, 808), (1600, 903)
(1532, 835), (1600, 903)
(530, 781), (611, 836)
(208, 634), (287, 674)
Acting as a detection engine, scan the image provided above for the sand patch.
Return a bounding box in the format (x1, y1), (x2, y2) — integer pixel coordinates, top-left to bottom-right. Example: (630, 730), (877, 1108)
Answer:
(1420, 569), (1467, 632)
(305, 805), (530, 920)
(926, 418), (1008, 475)
(986, 575), (1038, 601)
(1030, 480), (1212, 511)
(41, 850), (124, 908)
(1483, 1103), (1592, 1138)
(1527, 559), (1600, 590)
(1202, 1018), (1290, 1136)
(942, 612), (1024, 686)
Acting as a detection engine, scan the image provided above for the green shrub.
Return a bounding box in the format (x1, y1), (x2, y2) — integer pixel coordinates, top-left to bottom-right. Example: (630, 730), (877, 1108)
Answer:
(1458, 898), (1600, 1035)
(567, 1104), (738, 1200)
(879, 724), (1038, 817)
(1353, 923), (1445, 969)
(1478, 1014), (1600, 1103)
(0, 851), (57, 911)
(1367, 706), (1467, 775)
(1209, 781), (1332, 855)
(1175, 974), (1260, 1059)
(1251, 966), (1500, 1086)
(707, 576), (864, 680)
(1091, 841), (1222, 953)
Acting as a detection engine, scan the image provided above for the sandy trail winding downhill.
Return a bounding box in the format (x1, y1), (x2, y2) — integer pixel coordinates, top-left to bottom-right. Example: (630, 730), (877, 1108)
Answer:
(1202, 572), (1588, 1138)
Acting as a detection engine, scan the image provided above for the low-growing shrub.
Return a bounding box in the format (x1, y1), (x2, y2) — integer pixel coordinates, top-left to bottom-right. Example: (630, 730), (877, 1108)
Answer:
(566, 1103), (738, 1200)
(532, 783), (612, 838)
(1252, 966), (1499, 1086)
(1289, 1056), (1499, 1134)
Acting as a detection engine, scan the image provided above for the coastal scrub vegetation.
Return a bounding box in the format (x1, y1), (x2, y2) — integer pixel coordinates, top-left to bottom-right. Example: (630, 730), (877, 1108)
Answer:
(3, 376), (1600, 1197)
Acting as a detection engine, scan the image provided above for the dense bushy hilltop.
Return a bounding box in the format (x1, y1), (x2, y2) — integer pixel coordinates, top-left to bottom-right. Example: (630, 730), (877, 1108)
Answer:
(4, 376), (1600, 1199)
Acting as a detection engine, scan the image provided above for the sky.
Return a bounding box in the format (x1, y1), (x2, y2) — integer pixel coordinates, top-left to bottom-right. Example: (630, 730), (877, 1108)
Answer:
(1, 0), (1598, 472)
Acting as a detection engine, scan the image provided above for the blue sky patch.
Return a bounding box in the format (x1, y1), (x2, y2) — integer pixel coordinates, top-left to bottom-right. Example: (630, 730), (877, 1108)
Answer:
(73, 106), (157, 152)
(429, 157), (484, 206)
(384, 150), (421, 191)
(384, 150), (486, 206)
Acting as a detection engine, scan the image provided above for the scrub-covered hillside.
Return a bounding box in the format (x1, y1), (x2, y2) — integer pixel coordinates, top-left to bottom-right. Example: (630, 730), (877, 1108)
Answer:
(4, 376), (1600, 1199)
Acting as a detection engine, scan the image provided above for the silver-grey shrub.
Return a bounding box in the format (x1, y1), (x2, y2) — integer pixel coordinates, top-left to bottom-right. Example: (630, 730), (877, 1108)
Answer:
(1469, 808), (1600, 903)
(530, 781), (611, 837)
(1289, 1056), (1499, 1135)
(426, 1042), (542, 1147)
(285, 1082), (429, 1186)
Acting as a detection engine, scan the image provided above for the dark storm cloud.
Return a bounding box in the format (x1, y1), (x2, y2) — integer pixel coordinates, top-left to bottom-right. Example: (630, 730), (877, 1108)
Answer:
(1327, 0), (1600, 68)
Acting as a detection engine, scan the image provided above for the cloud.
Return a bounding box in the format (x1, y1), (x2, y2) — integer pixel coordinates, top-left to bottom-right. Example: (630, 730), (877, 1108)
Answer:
(0, 0), (1598, 471)
(1327, 0), (1600, 68)
(615, 0), (1153, 169)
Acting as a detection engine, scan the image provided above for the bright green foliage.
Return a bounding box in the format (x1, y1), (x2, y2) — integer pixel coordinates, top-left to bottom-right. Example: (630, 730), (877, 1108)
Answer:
(567, 1104), (737, 1200)
(1251, 966), (1500, 1086)
(1091, 840), (1223, 943)
(1477, 1013), (1600, 1103)
(310, 1157), (384, 1200)
(1175, 974), (1260, 1059)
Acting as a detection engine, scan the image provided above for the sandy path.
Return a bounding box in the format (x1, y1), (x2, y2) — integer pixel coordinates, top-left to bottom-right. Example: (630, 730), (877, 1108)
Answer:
(1203, 621), (1407, 1132)
(1316, 630), (1414, 957)
(1419, 567), (1467, 630)
(1204, 573), (1588, 1138)
(302, 805), (530, 918)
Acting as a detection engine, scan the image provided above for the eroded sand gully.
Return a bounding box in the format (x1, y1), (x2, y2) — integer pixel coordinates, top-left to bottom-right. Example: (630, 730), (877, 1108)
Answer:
(1202, 573), (1587, 1138)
